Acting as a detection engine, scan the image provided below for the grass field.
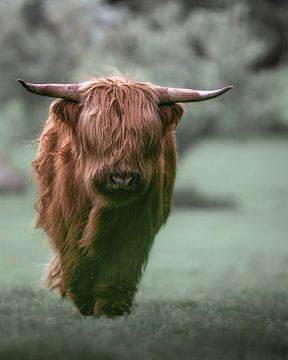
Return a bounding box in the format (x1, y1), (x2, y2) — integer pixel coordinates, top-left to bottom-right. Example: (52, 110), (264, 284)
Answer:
(0, 139), (288, 359)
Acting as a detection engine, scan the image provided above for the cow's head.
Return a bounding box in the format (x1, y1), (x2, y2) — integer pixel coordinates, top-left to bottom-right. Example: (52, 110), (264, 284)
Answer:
(18, 76), (232, 204)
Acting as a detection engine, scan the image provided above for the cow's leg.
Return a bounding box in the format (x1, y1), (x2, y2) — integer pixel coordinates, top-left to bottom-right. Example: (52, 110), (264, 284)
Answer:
(65, 253), (98, 316)
(62, 202), (103, 315)
(89, 193), (159, 317)
(43, 251), (96, 315)
(91, 235), (154, 317)
(64, 249), (138, 317)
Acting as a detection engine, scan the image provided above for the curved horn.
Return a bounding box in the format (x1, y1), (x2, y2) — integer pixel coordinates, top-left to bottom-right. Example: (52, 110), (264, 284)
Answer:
(153, 85), (233, 104)
(17, 79), (81, 102)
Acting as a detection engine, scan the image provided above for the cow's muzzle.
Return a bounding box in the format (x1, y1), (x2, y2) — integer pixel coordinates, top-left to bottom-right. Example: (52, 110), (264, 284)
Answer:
(94, 172), (144, 198)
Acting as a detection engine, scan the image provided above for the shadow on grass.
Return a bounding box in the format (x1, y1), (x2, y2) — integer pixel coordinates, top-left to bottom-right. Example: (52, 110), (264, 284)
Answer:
(0, 287), (287, 360)
(174, 188), (237, 210)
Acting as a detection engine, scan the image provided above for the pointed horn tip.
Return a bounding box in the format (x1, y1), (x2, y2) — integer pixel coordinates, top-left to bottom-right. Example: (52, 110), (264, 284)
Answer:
(216, 85), (233, 97)
(224, 85), (234, 91)
(17, 79), (34, 93)
(17, 79), (28, 88)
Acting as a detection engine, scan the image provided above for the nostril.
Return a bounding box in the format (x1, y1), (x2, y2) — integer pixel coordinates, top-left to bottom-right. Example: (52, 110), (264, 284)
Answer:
(111, 176), (124, 186)
(110, 174), (134, 187)
(124, 176), (133, 186)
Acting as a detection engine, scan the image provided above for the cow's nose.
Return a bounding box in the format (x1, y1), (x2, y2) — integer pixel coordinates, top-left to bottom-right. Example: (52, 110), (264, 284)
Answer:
(111, 174), (133, 187)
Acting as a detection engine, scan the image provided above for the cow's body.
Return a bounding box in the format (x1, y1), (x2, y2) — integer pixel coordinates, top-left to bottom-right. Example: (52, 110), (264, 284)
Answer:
(32, 76), (183, 316)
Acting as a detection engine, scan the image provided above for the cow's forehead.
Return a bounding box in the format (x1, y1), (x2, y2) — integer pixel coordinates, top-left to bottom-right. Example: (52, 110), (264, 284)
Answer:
(76, 77), (163, 157)
(79, 76), (159, 105)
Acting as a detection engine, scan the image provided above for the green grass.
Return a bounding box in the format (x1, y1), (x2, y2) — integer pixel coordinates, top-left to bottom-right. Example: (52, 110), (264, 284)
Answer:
(0, 139), (288, 359)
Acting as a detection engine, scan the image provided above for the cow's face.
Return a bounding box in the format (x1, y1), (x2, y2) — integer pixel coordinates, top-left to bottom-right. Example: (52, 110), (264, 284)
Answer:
(53, 79), (183, 205)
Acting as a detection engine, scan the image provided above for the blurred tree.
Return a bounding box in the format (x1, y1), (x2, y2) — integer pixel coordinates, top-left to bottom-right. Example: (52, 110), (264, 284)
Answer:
(106, 0), (232, 13)
(249, 0), (288, 69)
(105, 0), (288, 72)
(21, 0), (56, 34)
(0, 0), (103, 145)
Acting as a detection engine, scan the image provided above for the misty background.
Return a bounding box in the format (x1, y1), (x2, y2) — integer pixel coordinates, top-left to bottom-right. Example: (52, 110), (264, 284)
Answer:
(0, 1), (288, 359)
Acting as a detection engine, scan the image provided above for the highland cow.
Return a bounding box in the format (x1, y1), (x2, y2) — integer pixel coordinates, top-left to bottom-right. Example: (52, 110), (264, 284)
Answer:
(18, 75), (232, 317)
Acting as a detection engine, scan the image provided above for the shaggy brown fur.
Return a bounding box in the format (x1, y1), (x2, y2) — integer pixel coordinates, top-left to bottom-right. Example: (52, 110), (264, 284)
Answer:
(32, 75), (184, 316)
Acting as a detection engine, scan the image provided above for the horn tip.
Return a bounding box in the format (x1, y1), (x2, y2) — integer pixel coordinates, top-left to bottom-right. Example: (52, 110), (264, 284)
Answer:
(219, 85), (234, 96)
(17, 79), (29, 89)
(225, 85), (234, 91)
